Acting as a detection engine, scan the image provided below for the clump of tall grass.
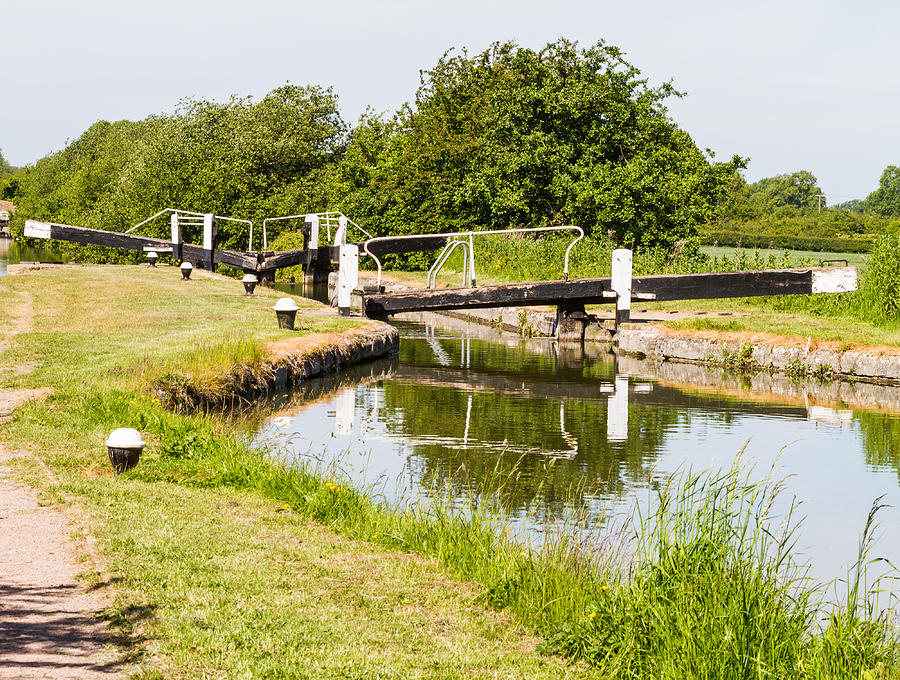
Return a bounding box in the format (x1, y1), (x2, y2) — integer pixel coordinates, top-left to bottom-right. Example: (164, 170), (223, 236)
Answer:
(852, 235), (900, 327)
(95, 386), (898, 677)
(543, 462), (898, 677)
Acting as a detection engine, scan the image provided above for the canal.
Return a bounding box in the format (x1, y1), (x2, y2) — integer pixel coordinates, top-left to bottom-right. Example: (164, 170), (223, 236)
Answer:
(256, 313), (900, 593)
(0, 237), (61, 276)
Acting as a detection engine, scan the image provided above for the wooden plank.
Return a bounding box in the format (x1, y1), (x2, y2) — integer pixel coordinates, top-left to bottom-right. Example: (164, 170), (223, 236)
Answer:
(259, 248), (312, 270)
(24, 220), (259, 270)
(365, 278), (614, 315)
(364, 267), (857, 316)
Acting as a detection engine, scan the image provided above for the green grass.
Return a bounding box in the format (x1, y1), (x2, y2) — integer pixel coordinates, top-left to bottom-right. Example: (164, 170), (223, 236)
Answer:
(2, 266), (899, 678)
(701, 246), (868, 270)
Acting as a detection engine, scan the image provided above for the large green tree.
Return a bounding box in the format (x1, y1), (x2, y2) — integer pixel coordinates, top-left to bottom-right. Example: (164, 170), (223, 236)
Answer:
(338, 40), (743, 248)
(746, 171), (823, 211)
(864, 165), (900, 217)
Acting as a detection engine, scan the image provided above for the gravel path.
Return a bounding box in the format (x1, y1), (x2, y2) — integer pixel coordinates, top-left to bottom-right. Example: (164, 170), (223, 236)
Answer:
(0, 281), (123, 678)
(0, 448), (121, 679)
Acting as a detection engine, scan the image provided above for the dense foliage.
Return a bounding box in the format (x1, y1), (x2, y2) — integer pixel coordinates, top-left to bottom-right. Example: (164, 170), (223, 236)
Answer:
(336, 41), (742, 249)
(6, 39), (742, 257)
(6, 86), (345, 254)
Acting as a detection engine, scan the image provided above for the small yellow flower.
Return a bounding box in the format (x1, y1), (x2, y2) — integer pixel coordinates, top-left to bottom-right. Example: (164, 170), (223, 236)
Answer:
(587, 611), (596, 619)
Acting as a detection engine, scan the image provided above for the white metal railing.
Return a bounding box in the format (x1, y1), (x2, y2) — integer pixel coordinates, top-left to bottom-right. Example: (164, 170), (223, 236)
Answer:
(261, 214), (306, 251)
(127, 208), (255, 251)
(317, 212), (373, 244)
(427, 240), (474, 288)
(126, 208), (204, 233)
(363, 225), (585, 288)
(261, 212), (373, 251)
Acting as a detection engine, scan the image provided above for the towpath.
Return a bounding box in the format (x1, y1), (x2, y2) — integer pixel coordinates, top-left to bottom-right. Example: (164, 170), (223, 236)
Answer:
(0, 282), (122, 679)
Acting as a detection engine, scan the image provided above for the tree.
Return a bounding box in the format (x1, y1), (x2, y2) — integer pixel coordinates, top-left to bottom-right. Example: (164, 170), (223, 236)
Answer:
(864, 165), (900, 217)
(8, 85), (347, 251)
(746, 171), (822, 212)
(0, 148), (12, 176)
(339, 39), (743, 249)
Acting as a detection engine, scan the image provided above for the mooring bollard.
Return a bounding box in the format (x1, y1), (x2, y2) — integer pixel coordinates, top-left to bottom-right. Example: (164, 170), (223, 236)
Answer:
(242, 274), (258, 295)
(180, 261), (193, 281)
(147, 251), (158, 267)
(273, 297), (300, 329)
(106, 428), (146, 474)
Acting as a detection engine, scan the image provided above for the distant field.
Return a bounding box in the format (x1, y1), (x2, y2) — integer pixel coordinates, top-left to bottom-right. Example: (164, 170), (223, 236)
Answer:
(700, 246), (868, 269)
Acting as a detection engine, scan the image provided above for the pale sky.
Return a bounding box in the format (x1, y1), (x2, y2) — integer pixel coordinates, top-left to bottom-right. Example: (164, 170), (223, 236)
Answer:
(2, 0), (898, 201)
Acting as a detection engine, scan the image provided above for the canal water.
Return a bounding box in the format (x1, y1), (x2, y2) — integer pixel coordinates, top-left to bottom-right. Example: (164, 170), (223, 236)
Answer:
(256, 314), (900, 593)
(0, 238), (61, 276)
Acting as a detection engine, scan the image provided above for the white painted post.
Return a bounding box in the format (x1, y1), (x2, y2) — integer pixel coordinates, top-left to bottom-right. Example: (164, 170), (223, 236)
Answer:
(606, 374), (629, 442)
(202, 214), (215, 251)
(335, 215), (348, 246)
(467, 233), (476, 287)
(337, 243), (359, 315)
(170, 212), (182, 264)
(170, 212), (181, 245)
(611, 249), (633, 327)
(306, 214), (319, 250)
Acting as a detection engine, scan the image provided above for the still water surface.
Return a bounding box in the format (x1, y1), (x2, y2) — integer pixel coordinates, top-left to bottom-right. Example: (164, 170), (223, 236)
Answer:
(256, 317), (900, 590)
(0, 238), (61, 276)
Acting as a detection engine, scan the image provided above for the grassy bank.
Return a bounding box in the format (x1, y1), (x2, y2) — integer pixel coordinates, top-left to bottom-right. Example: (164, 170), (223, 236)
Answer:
(1, 266), (899, 678)
(0, 266), (591, 678)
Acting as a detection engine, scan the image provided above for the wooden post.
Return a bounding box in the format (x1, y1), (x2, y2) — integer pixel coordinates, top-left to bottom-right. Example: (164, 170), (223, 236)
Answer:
(556, 302), (587, 343)
(337, 243), (359, 316)
(611, 249), (632, 330)
(170, 212), (182, 263)
(202, 213), (217, 272)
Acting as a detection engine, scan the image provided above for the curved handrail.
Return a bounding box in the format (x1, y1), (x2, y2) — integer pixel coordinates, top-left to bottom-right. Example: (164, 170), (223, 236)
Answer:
(363, 225), (584, 288)
(216, 216), (254, 251)
(427, 240), (471, 288)
(261, 212), (374, 252)
(261, 214), (306, 251)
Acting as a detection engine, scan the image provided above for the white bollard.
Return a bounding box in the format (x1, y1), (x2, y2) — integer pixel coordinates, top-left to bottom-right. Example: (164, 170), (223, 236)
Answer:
(611, 248), (633, 327)
(337, 244), (359, 315)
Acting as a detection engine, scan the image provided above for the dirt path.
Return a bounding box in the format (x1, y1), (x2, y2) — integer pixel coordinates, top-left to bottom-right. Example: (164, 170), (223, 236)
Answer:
(0, 283), (123, 678)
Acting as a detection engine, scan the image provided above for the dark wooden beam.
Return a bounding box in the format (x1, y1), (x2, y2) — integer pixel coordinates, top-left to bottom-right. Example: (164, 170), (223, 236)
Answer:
(365, 278), (615, 315)
(363, 267), (855, 316)
(24, 221), (259, 270)
(632, 268), (813, 302)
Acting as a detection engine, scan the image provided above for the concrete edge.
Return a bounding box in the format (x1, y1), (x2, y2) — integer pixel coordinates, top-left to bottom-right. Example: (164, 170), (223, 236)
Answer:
(617, 325), (900, 385)
(155, 322), (399, 411)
